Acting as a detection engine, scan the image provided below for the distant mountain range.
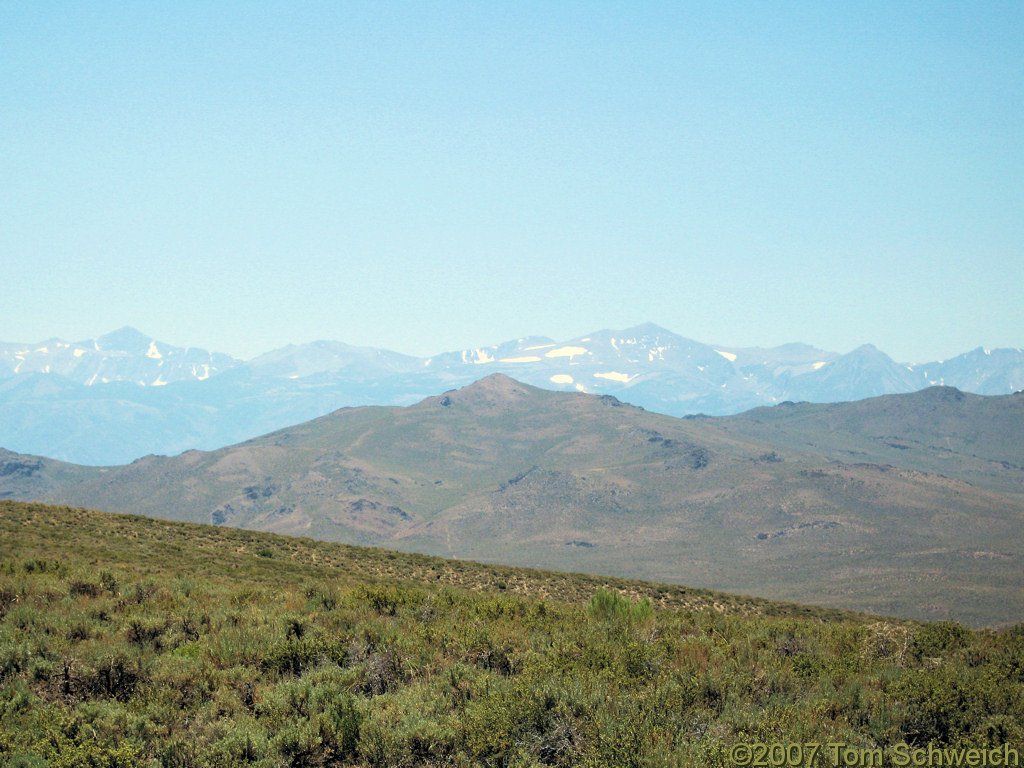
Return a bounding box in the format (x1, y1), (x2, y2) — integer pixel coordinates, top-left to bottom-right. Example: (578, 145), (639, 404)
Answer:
(1, 323), (1022, 464)
(3, 374), (1022, 626)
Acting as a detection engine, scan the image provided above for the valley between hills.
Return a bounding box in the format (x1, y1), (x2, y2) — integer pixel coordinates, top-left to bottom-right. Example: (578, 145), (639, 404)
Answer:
(2, 373), (1022, 628)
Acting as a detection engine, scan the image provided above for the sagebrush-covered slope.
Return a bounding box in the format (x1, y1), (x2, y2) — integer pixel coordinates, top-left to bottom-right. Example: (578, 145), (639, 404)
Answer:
(1, 501), (1022, 766)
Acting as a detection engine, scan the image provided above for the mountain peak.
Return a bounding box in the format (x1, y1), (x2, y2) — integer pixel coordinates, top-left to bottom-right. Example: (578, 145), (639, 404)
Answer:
(454, 372), (533, 397)
(850, 343), (881, 354)
(620, 321), (676, 337)
(843, 343), (898, 363)
(420, 373), (538, 412)
(95, 326), (153, 354)
(912, 385), (969, 403)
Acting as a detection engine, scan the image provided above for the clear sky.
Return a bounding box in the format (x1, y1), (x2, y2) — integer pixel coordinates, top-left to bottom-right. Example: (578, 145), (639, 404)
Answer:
(3, 2), (1021, 363)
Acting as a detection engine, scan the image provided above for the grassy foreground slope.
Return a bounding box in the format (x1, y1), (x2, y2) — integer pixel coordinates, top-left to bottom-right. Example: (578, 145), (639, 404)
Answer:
(1, 501), (1023, 768)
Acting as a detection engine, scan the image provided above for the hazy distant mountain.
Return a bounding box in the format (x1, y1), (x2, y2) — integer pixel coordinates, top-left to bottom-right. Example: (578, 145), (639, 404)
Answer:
(246, 340), (423, 380)
(782, 344), (926, 402)
(0, 323), (1021, 464)
(922, 347), (1024, 394)
(3, 374), (1022, 626)
(0, 326), (240, 387)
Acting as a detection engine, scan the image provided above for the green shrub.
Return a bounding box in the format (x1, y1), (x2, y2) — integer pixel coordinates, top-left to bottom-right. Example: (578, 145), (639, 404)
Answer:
(913, 621), (972, 660)
(587, 588), (653, 626)
(68, 580), (100, 598)
(262, 636), (347, 677)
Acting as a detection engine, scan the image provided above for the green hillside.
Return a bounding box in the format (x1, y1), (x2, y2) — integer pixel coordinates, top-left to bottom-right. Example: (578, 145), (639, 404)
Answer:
(1, 501), (1022, 767)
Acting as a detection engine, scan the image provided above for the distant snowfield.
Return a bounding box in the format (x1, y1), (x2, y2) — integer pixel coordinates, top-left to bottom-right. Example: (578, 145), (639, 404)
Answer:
(715, 350), (737, 362)
(462, 349), (495, 364)
(499, 356), (542, 363)
(594, 371), (635, 383)
(545, 346), (587, 359)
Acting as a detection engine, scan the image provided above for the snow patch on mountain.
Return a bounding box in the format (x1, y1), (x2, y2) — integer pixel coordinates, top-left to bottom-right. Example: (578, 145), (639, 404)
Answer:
(545, 346), (587, 359)
(462, 349), (495, 365)
(594, 371), (635, 383)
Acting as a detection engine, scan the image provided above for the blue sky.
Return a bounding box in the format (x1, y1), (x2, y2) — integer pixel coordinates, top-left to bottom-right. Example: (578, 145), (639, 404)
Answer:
(3, 2), (1021, 362)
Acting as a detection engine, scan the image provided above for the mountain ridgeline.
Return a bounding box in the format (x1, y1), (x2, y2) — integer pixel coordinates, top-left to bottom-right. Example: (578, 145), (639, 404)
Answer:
(2, 323), (1022, 464)
(3, 374), (1023, 628)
